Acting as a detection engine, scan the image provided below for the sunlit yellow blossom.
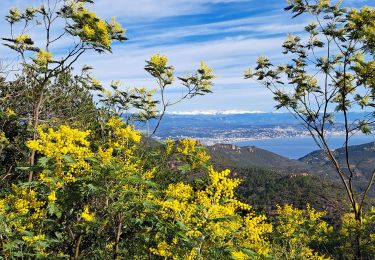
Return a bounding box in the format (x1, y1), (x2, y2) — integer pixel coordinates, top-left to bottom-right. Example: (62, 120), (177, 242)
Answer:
(5, 108), (16, 117)
(38, 171), (53, 185)
(200, 61), (214, 77)
(0, 199), (6, 214)
(150, 53), (168, 67)
(70, 2), (120, 48)
(106, 117), (142, 144)
(96, 19), (107, 32)
(348, 6), (375, 53)
(231, 251), (249, 260)
(15, 34), (30, 43)
(81, 205), (94, 222)
(22, 234), (45, 245)
(274, 204), (332, 259)
(165, 183), (193, 201)
(48, 191), (57, 202)
(106, 117), (124, 128)
(98, 147), (113, 164)
(0, 131), (9, 146)
(116, 125), (141, 143)
(176, 138), (210, 169)
(105, 242), (116, 251)
(143, 167), (156, 180)
(150, 241), (172, 257)
(35, 49), (53, 66)
(8, 8), (20, 21)
(207, 166), (240, 199)
(63, 173), (76, 183)
(15, 198), (29, 215)
(177, 138), (196, 155)
(92, 78), (101, 86)
(83, 24), (95, 37)
(110, 17), (125, 33)
(152, 163), (271, 258)
(26, 125), (92, 179)
(1, 185), (45, 234)
(198, 61), (215, 91)
(164, 137), (174, 156)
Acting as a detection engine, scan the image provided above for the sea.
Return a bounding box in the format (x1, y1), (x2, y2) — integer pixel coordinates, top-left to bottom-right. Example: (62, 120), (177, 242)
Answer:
(234, 135), (375, 160)
(145, 112), (375, 159)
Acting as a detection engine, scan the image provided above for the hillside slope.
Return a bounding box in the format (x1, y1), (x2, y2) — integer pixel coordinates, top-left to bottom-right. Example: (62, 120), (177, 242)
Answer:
(207, 142), (375, 220)
(207, 144), (311, 174)
(230, 167), (348, 220)
(299, 142), (375, 194)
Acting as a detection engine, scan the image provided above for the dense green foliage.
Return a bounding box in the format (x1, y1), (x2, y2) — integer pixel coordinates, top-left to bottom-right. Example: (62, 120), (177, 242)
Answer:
(234, 167), (348, 220)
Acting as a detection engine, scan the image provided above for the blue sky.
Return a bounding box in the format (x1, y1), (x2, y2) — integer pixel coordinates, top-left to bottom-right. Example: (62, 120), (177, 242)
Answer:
(0, 0), (372, 113)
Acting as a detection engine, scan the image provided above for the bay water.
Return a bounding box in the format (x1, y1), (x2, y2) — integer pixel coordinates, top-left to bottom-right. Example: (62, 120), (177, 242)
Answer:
(234, 135), (375, 159)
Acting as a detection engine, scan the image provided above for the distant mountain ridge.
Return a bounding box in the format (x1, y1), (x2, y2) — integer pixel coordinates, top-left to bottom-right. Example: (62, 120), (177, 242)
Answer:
(165, 110), (266, 115)
(145, 112), (371, 143)
(150, 112), (369, 127)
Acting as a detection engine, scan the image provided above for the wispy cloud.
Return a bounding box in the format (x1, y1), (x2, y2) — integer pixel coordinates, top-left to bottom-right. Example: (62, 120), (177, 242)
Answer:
(0, 0), (372, 112)
(93, 0), (252, 20)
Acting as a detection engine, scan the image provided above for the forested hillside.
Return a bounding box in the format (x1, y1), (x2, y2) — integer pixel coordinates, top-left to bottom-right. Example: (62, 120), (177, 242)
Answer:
(300, 142), (375, 195)
(208, 143), (310, 173)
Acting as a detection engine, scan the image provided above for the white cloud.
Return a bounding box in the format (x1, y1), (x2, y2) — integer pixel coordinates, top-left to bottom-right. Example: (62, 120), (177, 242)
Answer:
(2, 0), (370, 112)
(92, 0), (251, 20)
(75, 36), (285, 87)
(133, 16), (306, 43)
